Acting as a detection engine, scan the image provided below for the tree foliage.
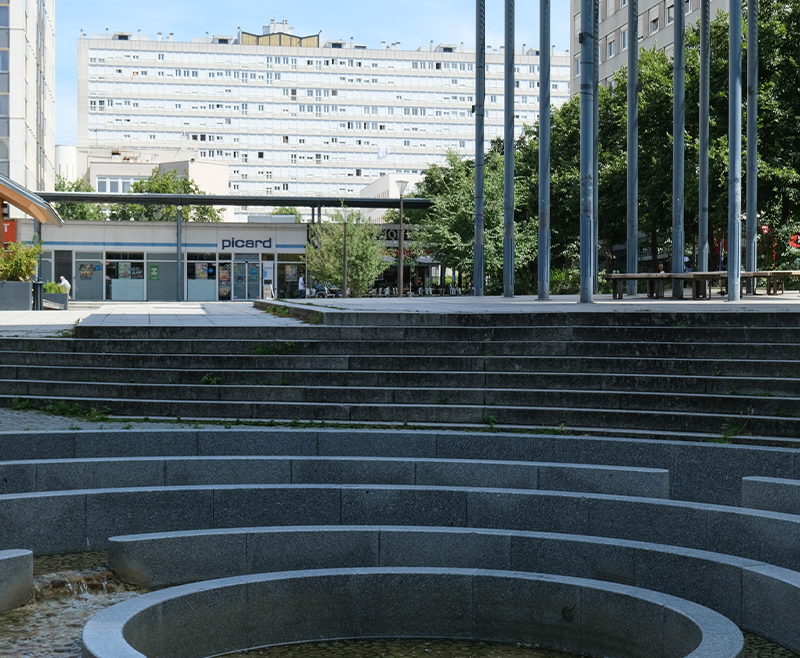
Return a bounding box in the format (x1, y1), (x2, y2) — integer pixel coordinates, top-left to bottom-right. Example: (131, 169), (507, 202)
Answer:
(413, 0), (800, 285)
(271, 206), (303, 222)
(0, 241), (43, 281)
(54, 176), (106, 222)
(306, 210), (389, 296)
(414, 150), (537, 293)
(108, 168), (221, 222)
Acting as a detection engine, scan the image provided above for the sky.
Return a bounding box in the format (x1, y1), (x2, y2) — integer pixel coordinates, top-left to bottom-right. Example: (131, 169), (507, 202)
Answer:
(54, 0), (572, 146)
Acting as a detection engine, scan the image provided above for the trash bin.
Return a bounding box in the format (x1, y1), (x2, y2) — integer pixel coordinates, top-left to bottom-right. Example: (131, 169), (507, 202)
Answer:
(32, 280), (43, 311)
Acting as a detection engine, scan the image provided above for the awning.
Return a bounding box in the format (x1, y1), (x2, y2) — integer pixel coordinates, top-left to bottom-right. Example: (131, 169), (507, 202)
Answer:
(0, 173), (63, 227)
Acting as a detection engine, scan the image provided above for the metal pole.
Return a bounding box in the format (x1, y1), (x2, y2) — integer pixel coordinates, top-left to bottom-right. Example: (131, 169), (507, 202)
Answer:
(474, 0), (486, 297)
(626, 0), (639, 295)
(745, 0), (758, 289)
(672, 0), (686, 298)
(728, 0), (743, 301)
(398, 195), (404, 298)
(503, 0), (515, 298)
(698, 0), (710, 274)
(579, 0), (594, 302)
(176, 205), (183, 302)
(538, 0), (551, 300)
(342, 214), (348, 298)
(592, 0), (600, 294)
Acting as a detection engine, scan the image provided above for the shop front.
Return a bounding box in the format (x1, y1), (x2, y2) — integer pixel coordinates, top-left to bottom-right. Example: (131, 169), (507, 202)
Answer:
(35, 220), (307, 302)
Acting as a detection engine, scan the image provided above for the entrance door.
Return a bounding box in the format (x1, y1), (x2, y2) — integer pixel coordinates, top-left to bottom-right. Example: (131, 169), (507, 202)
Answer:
(233, 262), (261, 300)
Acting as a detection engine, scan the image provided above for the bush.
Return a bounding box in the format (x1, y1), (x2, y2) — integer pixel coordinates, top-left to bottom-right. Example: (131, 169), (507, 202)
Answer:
(550, 268), (581, 294)
(0, 241), (43, 281)
(43, 281), (66, 294)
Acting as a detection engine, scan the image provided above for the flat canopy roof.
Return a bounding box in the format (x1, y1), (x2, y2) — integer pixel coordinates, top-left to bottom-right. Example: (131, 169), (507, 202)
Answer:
(0, 174), (63, 228)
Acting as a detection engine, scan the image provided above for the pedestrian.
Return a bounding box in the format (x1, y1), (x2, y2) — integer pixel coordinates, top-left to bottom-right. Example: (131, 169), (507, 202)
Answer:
(298, 274), (306, 299)
(59, 276), (72, 300)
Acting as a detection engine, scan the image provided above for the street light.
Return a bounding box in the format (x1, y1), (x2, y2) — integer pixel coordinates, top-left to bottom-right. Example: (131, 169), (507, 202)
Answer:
(396, 179), (408, 298)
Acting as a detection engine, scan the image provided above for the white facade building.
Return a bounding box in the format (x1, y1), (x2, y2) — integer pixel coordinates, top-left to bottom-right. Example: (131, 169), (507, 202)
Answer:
(4, 0), (55, 193)
(569, 0), (728, 92)
(77, 21), (571, 216)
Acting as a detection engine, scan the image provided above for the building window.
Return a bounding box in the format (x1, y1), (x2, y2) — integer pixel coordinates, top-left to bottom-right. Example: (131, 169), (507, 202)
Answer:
(622, 29), (628, 50)
(667, 5), (675, 24)
(650, 17), (659, 34)
(607, 40), (616, 58)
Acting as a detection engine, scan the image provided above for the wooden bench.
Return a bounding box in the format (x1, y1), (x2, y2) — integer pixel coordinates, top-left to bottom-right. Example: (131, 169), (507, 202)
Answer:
(743, 270), (800, 295)
(604, 273), (670, 300)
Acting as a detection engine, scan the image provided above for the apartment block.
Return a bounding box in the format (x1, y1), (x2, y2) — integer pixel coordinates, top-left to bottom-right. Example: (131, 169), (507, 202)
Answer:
(569, 0), (729, 91)
(4, 0), (55, 192)
(77, 20), (570, 216)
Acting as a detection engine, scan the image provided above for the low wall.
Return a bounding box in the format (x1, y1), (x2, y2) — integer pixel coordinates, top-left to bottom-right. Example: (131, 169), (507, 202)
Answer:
(4, 485), (800, 570)
(1, 429), (798, 506)
(0, 549), (33, 612)
(81, 567), (744, 658)
(0, 455), (669, 499)
(106, 525), (800, 652)
(0, 281), (32, 311)
(742, 476), (800, 515)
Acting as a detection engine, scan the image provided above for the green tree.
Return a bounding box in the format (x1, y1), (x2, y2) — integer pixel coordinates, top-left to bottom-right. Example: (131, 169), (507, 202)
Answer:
(107, 168), (221, 222)
(414, 150), (537, 293)
(54, 176), (106, 222)
(306, 209), (389, 296)
(271, 206), (303, 222)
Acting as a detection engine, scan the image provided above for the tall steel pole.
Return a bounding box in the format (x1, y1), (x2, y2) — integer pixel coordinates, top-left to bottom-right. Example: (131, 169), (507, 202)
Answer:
(672, 0), (686, 298)
(592, 0), (600, 293)
(503, 0), (516, 297)
(398, 195), (404, 298)
(342, 215), (348, 298)
(626, 0), (639, 294)
(745, 0), (759, 289)
(176, 205), (183, 302)
(698, 0), (710, 273)
(728, 0), (743, 301)
(579, 0), (594, 302)
(537, 0), (551, 300)
(474, 0), (486, 296)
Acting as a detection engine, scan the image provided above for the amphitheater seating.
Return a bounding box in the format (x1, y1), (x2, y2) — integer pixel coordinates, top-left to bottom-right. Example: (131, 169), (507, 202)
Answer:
(2, 308), (800, 657)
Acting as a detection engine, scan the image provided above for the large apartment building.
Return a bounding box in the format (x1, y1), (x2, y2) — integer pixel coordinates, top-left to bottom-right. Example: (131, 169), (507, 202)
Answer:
(76, 20), (570, 214)
(569, 0), (728, 91)
(4, 0), (55, 191)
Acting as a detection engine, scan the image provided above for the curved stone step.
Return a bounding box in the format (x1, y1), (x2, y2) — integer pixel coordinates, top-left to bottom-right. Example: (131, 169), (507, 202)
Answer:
(81, 567), (745, 658)
(105, 524), (800, 653)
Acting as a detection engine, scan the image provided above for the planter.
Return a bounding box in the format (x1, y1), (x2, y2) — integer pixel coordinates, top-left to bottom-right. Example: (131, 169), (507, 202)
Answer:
(43, 293), (69, 310)
(0, 281), (32, 311)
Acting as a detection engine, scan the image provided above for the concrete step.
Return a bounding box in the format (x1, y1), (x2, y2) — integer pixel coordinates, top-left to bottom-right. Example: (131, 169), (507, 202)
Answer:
(1, 394), (792, 437)
(3, 379), (794, 417)
(13, 324), (800, 350)
(3, 366), (798, 398)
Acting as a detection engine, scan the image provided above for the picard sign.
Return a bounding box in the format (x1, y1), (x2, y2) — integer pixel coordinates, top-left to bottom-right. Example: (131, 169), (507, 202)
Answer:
(220, 237), (272, 250)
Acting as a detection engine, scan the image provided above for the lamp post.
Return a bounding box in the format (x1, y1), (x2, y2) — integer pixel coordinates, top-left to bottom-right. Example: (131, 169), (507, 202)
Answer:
(176, 205), (183, 302)
(396, 179), (408, 298)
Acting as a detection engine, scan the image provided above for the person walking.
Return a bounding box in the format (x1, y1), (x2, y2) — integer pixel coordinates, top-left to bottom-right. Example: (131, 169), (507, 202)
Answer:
(298, 274), (306, 299)
(59, 276), (72, 300)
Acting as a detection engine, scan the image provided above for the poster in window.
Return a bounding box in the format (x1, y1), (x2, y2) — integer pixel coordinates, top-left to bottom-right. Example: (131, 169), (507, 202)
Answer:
(196, 263), (208, 280)
(131, 263), (144, 280)
(285, 265), (298, 282)
(118, 262), (131, 279)
(149, 265), (159, 280)
(79, 264), (94, 280)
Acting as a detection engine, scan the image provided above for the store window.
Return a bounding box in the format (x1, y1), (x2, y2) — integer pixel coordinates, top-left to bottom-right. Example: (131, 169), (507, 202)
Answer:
(186, 253), (217, 301)
(105, 253), (145, 301)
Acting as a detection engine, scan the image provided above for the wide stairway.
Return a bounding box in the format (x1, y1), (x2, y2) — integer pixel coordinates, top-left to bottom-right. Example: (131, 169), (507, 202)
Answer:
(0, 309), (799, 441)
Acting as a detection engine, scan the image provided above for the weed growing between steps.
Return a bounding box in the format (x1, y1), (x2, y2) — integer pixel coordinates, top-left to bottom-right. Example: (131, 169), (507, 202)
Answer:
(10, 398), (110, 422)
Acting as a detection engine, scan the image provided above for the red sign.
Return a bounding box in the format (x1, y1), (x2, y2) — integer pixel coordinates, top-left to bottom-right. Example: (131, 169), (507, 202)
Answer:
(3, 220), (15, 244)
(790, 234), (800, 250)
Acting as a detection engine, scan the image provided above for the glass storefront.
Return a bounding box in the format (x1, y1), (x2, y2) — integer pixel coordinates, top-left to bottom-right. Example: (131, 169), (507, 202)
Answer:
(105, 252), (145, 301)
